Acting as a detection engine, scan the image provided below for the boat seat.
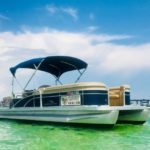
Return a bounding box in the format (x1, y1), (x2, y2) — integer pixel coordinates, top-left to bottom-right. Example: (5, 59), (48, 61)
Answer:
(109, 85), (130, 106)
(22, 90), (34, 98)
(109, 94), (119, 98)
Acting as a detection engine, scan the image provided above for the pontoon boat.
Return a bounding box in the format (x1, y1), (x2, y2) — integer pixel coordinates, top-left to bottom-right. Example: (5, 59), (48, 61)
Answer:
(0, 56), (119, 126)
(0, 56), (149, 126)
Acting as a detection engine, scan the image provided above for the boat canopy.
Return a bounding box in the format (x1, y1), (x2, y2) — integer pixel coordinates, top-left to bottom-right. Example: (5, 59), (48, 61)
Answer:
(10, 56), (88, 78)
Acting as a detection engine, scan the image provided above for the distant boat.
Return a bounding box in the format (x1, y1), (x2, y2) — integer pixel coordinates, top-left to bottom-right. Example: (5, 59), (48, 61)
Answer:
(0, 56), (149, 126)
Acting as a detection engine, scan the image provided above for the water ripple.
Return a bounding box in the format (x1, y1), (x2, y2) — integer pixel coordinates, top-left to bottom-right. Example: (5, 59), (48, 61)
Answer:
(0, 119), (150, 150)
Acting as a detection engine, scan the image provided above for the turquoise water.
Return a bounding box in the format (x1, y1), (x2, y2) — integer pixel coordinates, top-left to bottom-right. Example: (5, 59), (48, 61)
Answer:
(0, 119), (150, 150)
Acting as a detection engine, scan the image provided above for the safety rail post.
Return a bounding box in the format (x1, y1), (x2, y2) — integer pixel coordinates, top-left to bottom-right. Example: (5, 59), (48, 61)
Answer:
(39, 90), (43, 108)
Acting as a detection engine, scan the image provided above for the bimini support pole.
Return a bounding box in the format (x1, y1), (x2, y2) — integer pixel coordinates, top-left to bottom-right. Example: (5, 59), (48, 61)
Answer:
(23, 58), (45, 91)
(11, 76), (15, 98)
(11, 75), (24, 98)
(13, 76), (24, 90)
(56, 77), (63, 85)
(51, 74), (62, 85)
(75, 68), (87, 83)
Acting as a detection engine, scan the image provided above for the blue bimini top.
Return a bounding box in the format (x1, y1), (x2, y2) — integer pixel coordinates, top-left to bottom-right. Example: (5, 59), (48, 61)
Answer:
(10, 56), (88, 78)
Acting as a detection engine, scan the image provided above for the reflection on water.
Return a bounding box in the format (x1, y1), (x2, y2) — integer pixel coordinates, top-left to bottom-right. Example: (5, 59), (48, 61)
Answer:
(0, 119), (150, 150)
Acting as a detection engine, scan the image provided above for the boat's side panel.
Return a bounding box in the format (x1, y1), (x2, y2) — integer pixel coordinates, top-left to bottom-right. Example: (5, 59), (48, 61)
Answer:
(69, 110), (118, 124)
(0, 107), (119, 125)
(82, 90), (108, 105)
(10, 90), (109, 108)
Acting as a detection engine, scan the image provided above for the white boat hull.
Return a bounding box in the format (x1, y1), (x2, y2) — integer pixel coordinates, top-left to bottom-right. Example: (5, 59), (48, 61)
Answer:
(113, 106), (149, 124)
(0, 106), (119, 125)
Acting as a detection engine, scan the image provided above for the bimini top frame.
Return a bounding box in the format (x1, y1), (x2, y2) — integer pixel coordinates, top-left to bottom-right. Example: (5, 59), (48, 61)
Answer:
(10, 56), (88, 94)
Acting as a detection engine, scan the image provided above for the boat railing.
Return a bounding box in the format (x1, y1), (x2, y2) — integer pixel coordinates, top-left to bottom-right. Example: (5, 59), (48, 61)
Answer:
(15, 93), (23, 99)
(23, 96), (40, 107)
(131, 99), (150, 107)
(11, 90), (39, 108)
(11, 90), (82, 108)
(13, 89), (37, 99)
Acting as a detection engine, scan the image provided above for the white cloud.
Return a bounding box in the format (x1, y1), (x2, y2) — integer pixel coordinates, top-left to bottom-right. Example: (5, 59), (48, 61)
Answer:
(100, 44), (150, 73)
(61, 7), (78, 21)
(46, 4), (57, 14)
(0, 28), (150, 98)
(45, 4), (78, 21)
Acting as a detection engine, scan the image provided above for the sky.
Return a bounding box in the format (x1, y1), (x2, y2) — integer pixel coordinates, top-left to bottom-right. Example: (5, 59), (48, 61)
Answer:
(0, 0), (150, 99)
